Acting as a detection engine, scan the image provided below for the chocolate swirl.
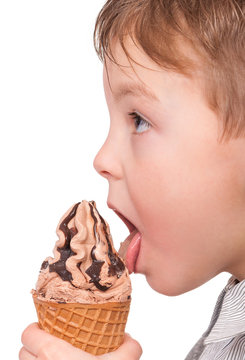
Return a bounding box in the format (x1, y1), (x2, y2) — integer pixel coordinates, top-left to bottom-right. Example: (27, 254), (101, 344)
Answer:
(49, 202), (80, 282)
(35, 200), (131, 303)
(85, 202), (125, 291)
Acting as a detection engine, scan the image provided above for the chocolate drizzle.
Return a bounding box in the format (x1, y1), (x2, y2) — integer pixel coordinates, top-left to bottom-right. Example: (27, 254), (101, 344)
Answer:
(85, 202), (125, 291)
(41, 261), (49, 270)
(49, 202), (80, 282)
(85, 246), (109, 291)
(99, 214), (125, 278)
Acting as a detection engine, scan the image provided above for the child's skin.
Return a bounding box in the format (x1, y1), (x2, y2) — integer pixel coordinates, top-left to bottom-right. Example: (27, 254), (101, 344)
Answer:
(20, 38), (245, 359)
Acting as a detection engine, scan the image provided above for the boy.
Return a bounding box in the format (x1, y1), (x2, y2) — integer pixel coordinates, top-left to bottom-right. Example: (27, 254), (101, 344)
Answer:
(20, 0), (245, 359)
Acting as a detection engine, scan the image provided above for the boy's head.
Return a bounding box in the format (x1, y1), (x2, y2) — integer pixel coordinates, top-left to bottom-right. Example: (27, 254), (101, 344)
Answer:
(94, 0), (245, 141)
(93, 0), (245, 296)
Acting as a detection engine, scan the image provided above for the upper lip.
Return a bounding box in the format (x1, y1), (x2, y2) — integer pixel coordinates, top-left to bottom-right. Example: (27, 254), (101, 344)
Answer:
(107, 202), (136, 233)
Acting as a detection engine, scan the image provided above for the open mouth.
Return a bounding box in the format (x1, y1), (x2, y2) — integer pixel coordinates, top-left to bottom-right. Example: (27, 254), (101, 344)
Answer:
(113, 210), (137, 234)
(108, 205), (142, 274)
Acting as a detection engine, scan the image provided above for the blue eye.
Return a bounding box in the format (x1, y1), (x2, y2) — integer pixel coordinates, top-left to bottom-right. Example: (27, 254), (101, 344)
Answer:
(128, 112), (151, 134)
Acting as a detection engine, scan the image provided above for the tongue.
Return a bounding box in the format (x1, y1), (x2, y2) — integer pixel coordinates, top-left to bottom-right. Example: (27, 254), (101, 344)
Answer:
(118, 229), (138, 260)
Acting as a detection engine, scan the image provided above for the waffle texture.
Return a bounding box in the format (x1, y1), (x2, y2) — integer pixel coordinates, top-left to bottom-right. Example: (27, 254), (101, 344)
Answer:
(33, 293), (130, 355)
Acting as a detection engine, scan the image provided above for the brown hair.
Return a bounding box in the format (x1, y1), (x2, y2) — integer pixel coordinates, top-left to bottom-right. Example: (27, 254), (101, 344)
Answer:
(94, 0), (245, 141)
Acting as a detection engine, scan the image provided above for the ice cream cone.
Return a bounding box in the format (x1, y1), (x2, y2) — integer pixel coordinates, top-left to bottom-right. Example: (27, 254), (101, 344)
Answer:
(33, 292), (130, 355)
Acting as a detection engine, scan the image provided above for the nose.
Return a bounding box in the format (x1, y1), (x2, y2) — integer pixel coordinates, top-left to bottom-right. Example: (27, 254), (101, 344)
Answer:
(93, 135), (123, 180)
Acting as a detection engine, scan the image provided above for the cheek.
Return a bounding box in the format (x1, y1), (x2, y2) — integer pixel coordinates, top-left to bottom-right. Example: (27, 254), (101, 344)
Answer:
(126, 143), (245, 294)
(129, 137), (242, 237)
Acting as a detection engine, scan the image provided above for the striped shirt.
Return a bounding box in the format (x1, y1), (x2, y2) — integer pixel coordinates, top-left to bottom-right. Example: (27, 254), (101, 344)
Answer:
(185, 277), (245, 359)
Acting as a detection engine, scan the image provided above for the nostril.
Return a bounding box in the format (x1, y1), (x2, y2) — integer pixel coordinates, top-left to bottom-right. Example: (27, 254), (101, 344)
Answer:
(100, 170), (111, 179)
(93, 154), (111, 179)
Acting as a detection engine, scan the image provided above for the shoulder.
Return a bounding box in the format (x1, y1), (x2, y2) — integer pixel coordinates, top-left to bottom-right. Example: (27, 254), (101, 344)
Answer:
(201, 333), (245, 359)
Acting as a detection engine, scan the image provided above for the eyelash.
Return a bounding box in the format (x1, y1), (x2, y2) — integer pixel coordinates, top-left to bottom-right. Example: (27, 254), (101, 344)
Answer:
(128, 111), (151, 134)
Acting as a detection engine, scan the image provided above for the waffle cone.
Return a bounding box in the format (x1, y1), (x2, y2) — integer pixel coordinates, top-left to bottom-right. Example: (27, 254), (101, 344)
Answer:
(32, 293), (130, 355)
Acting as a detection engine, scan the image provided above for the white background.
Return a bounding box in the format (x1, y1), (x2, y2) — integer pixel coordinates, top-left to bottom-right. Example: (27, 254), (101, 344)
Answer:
(0, 1), (230, 359)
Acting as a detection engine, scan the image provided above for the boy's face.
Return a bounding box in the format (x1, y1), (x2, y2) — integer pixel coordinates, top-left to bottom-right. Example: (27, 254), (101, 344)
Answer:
(94, 39), (245, 295)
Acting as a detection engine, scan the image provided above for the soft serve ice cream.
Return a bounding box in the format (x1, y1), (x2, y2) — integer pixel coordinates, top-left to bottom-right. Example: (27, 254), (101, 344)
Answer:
(34, 200), (131, 304)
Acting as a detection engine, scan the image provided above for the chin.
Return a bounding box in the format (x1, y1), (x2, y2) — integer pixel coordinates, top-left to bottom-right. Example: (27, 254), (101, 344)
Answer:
(145, 273), (196, 297)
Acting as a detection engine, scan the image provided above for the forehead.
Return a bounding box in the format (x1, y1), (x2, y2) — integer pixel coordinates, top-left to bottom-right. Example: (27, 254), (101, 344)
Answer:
(103, 38), (199, 104)
(104, 37), (162, 80)
(108, 37), (161, 70)
(103, 38), (166, 101)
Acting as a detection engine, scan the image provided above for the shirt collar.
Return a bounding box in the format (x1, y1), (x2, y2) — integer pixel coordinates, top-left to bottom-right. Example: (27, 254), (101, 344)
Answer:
(205, 276), (245, 344)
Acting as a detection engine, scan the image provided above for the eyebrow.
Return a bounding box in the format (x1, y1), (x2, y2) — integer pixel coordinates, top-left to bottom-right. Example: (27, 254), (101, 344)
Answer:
(112, 82), (159, 102)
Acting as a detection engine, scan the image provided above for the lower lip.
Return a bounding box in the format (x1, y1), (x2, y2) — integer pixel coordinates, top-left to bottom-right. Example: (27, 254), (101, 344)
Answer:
(126, 231), (142, 274)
